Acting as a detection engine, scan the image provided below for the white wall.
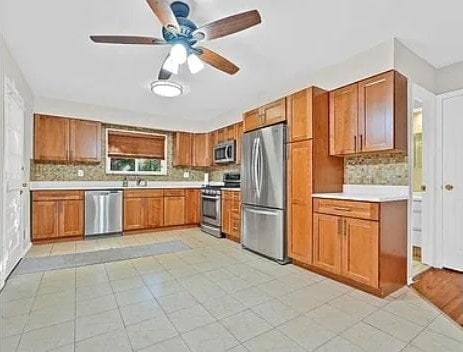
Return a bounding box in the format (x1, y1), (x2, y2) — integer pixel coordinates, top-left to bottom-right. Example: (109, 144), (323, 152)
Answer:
(435, 61), (463, 94)
(0, 33), (34, 287)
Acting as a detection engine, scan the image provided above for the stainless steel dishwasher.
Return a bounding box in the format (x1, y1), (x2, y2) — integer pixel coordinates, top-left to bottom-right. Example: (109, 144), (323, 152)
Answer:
(85, 190), (123, 237)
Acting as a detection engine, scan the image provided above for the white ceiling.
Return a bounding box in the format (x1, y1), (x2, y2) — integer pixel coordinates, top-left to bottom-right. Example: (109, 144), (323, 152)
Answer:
(1, 0), (463, 130)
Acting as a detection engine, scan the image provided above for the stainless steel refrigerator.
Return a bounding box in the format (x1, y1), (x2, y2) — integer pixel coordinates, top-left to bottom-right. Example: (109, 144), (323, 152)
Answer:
(241, 123), (288, 263)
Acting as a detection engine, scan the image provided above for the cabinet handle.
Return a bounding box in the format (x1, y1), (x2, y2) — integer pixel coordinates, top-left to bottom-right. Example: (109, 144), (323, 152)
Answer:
(360, 134), (363, 152)
(334, 207), (351, 212)
(338, 218), (343, 236)
(344, 219), (347, 236)
(354, 136), (357, 153)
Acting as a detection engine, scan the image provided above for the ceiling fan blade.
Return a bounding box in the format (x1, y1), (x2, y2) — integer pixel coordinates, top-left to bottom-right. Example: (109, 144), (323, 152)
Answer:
(146, 0), (180, 32)
(158, 55), (173, 80)
(90, 35), (166, 45)
(198, 47), (239, 75)
(193, 10), (261, 41)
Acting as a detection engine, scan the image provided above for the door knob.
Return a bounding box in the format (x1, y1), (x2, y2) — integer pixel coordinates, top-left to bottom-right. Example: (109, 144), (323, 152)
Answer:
(445, 184), (454, 191)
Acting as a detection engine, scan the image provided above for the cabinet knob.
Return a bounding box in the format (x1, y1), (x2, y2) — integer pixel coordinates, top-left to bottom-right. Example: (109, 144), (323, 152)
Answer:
(420, 185), (426, 192)
(445, 184), (454, 191)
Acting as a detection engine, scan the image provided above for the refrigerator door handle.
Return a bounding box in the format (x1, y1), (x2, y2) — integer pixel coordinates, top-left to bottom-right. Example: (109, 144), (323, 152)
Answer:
(253, 138), (259, 194)
(257, 137), (263, 197)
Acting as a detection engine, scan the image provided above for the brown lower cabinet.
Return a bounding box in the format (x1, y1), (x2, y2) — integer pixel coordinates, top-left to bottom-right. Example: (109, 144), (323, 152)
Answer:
(311, 198), (407, 297)
(123, 188), (200, 233)
(32, 191), (84, 242)
(222, 191), (241, 242)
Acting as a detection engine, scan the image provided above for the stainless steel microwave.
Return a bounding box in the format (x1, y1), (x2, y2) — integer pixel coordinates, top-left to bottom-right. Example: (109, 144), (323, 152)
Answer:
(214, 140), (235, 164)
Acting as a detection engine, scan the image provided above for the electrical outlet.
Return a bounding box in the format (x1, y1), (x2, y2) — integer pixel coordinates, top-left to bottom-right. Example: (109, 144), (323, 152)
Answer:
(77, 169), (84, 177)
(183, 171), (190, 178)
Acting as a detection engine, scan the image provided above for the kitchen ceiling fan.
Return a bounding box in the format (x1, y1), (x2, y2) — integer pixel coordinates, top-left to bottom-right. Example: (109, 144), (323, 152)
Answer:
(90, 0), (262, 79)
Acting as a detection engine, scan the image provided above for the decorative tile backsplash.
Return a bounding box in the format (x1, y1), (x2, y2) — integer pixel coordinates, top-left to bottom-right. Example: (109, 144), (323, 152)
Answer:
(31, 123), (206, 182)
(344, 153), (408, 185)
(31, 121), (408, 186)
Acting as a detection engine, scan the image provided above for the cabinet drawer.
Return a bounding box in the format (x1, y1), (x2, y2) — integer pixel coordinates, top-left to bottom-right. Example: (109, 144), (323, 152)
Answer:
(313, 198), (379, 221)
(222, 191), (233, 200)
(32, 191), (83, 201)
(124, 189), (163, 198)
(163, 189), (185, 197)
(232, 192), (241, 201)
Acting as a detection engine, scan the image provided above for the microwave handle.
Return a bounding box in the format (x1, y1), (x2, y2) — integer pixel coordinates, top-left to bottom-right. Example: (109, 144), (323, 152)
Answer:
(226, 145), (232, 159)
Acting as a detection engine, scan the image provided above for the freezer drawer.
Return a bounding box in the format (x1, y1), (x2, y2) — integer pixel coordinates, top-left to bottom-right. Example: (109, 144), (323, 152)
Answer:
(241, 205), (287, 262)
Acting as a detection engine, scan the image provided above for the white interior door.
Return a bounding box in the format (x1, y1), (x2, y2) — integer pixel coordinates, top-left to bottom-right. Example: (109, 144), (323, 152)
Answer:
(2, 80), (26, 280)
(442, 91), (463, 272)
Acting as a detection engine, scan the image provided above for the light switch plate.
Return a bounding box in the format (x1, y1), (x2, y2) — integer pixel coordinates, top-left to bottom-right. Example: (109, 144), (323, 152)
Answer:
(77, 170), (84, 177)
(183, 171), (190, 178)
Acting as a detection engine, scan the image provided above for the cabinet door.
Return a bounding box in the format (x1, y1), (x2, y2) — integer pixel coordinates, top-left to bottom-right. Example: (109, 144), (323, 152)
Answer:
(59, 200), (84, 237)
(164, 197), (185, 226)
(225, 125), (236, 141)
(287, 89), (312, 142)
(185, 189), (200, 224)
(262, 98), (286, 127)
(243, 109), (262, 132)
(287, 141), (313, 264)
(358, 71), (394, 152)
(69, 120), (101, 163)
(32, 201), (60, 241)
(124, 197), (145, 231)
(342, 218), (379, 288)
(173, 132), (192, 166)
(221, 195), (232, 235)
(234, 122), (244, 164)
(313, 213), (342, 274)
(217, 128), (225, 143)
(34, 115), (70, 162)
(145, 197), (164, 228)
(192, 133), (211, 167)
(329, 84), (358, 155)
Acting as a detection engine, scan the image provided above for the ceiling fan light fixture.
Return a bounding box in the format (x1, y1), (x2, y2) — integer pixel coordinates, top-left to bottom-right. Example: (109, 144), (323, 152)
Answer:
(187, 54), (205, 74)
(162, 55), (179, 74)
(150, 80), (183, 98)
(170, 43), (188, 64)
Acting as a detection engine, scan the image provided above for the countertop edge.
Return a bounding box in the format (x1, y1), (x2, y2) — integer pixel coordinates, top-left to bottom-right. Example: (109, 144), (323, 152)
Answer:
(311, 193), (409, 202)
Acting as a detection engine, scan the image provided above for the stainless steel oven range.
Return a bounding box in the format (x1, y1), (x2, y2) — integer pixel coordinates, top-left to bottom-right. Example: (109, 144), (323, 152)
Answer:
(200, 186), (222, 238)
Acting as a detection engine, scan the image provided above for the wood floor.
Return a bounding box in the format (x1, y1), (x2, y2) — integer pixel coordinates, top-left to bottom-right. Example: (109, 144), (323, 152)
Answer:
(412, 268), (463, 326)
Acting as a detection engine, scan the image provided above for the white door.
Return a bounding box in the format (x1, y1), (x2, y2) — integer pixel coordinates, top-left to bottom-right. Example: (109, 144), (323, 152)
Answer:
(2, 80), (26, 280)
(442, 91), (463, 271)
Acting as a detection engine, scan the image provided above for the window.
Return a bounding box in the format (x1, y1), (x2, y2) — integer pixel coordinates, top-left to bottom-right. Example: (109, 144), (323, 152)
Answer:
(106, 129), (167, 175)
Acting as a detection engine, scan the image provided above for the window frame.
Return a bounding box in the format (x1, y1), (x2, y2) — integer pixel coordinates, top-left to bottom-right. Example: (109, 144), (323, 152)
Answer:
(105, 128), (168, 176)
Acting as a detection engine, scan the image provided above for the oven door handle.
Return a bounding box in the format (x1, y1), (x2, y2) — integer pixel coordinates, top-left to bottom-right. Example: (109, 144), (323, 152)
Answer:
(201, 195), (220, 200)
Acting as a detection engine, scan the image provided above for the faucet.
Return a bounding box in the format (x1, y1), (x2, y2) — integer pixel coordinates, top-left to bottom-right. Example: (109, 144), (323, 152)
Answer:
(122, 176), (129, 187)
(136, 177), (146, 187)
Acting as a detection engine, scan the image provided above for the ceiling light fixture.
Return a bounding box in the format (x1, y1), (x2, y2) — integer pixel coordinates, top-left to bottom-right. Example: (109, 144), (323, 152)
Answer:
(187, 53), (205, 74)
(170, 43), (188, 64)
(150, 81), (183, 98)
(162, 55), (179, 74)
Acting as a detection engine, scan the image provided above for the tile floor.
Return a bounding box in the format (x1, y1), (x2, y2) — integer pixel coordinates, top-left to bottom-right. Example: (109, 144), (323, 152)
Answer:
(1, 229), (462, 352)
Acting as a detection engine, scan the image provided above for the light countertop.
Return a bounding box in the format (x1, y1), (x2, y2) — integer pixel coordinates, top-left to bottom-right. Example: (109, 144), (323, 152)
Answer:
(312, 185), (409, 203)
(29, 181), (204, 191)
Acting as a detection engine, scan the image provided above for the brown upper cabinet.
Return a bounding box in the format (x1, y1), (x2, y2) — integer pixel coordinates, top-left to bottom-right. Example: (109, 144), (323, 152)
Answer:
(329, 71), (407, 156)
(34, 114), (101, 163)
(173, 132), (193, 167)
(192, 133), (212, 167)
(243, 98), (286, 132)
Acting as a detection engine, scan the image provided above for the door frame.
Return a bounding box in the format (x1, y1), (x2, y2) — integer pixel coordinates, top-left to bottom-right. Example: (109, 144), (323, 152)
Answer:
(435, 88), (463, 270)
(407, 83), (437, 284)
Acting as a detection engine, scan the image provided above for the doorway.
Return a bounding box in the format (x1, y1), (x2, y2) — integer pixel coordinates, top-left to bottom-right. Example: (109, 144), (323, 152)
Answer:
(1, 78), (27, 286)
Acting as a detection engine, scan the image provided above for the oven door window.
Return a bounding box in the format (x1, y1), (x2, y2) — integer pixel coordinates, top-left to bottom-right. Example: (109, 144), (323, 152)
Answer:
(202, 197), (219, 221)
